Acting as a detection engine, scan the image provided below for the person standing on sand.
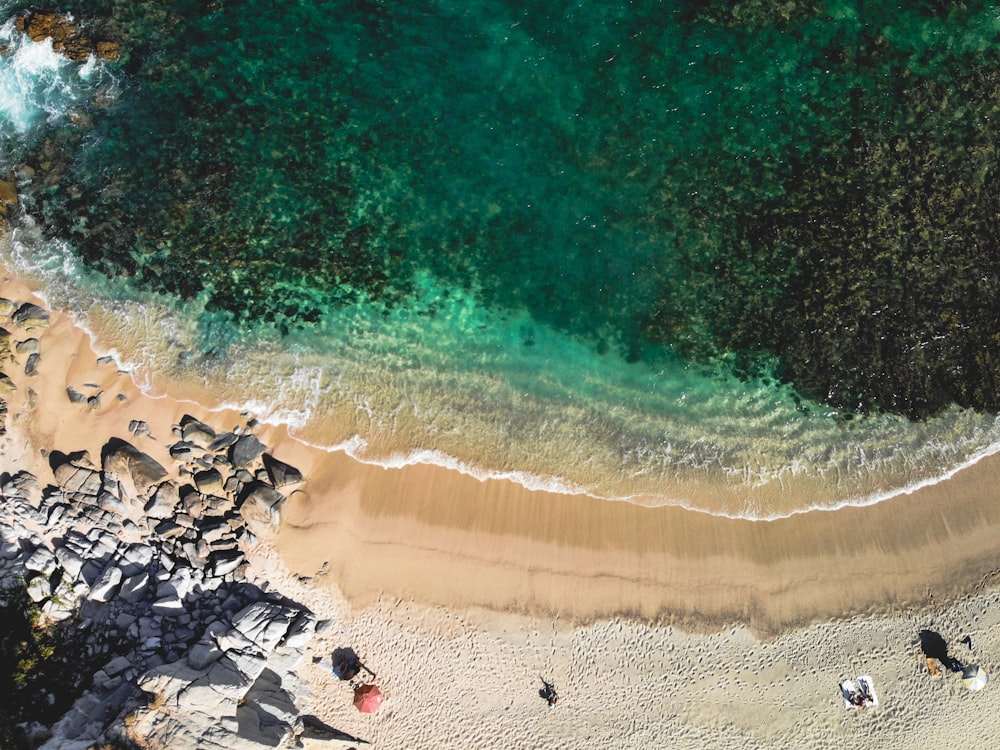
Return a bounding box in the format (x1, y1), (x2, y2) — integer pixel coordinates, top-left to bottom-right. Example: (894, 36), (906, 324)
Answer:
(540, 679), (559, 707)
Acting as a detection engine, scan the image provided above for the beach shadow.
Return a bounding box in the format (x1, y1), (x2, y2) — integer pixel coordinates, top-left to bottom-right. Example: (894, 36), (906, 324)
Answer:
(919, 629), (964, 672)
(331, 647), (375, 683)
(331, 647), (360, 680)
(299, 715), (368, 745)
(47, 449), (89, 473)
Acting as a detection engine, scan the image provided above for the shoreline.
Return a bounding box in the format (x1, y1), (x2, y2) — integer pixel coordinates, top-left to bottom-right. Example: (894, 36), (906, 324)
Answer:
(1, 266), (999, 638)
(5, 264), (1000, 749)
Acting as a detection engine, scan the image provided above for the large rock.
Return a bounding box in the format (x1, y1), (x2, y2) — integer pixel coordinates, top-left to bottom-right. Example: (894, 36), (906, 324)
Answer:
(119, 572), (151, 603)
(145, 482), (180, 519)
(4, 469), (38, 497)
(208, 432), (239, 452)
(209, 550), (245, 579)
(150, 595), (185, 617)
(262, 453), (304, 488)
(229, 434), (266, 469)
(180, 415), (217, 446)
(238, 483), (285, 532)
(102, 438), (168, 501)
(54, 459), (102, 497)
(11, 302), (49, 329)
(194, 467), (224, 494)
(0, 330), (12, 367)
(23, 546), (57, 576)
(54, 545), (85, 579)
(88, 565), (123, 602)
(236, 668), (299, 746)
(168, 440), (203, 462)
(25, 573), (51, 602)
(128, 419), (151, 437)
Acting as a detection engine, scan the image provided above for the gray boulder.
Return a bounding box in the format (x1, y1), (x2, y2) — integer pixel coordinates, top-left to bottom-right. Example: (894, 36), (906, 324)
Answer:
(88, 566), (123, 603)
(24, 351), (40, 376)
(14, 336), (39, 354)
(194, 467), (224, 494)
(119, 572), (151, 603)
(238, 483), (285, 532)
(128, 419), (151, 437)
(145, 482), (180, 519)
(23, 546), (57, 576)
(262, 453), (304, 488)
(229, 434), (266, 469)
(180, 415), (217, 446)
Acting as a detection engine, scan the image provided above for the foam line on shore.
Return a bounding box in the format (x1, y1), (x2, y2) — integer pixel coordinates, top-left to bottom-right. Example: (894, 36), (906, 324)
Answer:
(5, 227), (1000, 523)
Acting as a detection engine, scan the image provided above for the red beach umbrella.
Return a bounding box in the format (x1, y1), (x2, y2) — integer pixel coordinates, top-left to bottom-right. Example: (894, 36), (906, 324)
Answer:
(353, 683), (384, 713)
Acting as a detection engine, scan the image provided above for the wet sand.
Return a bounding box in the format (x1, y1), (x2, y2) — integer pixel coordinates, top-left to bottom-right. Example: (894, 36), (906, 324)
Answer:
(274, 422), (1000, 636)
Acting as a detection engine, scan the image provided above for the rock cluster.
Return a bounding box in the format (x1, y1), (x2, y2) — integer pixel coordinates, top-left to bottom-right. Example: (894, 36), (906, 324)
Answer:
(0, 294), (359, 749)
(0, 415), (343, 748)
(13, 10), (120, 62)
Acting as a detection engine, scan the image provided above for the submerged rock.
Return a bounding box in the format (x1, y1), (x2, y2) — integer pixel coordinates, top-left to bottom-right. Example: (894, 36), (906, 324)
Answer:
(0, 175), (16, 207)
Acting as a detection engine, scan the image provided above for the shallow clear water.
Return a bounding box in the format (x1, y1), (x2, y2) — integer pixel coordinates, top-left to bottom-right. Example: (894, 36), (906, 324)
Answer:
(3, 1), (1000, 518)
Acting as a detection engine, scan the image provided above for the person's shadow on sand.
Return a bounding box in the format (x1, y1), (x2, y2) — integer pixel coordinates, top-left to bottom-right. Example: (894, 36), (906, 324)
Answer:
(919, 629), (964, 672)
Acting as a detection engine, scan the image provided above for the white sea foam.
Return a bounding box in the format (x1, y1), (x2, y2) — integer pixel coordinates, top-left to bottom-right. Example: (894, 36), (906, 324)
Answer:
(339, 443), (596, 496)
(293, 431), (1000, 522)
(0, 17), (97, 139)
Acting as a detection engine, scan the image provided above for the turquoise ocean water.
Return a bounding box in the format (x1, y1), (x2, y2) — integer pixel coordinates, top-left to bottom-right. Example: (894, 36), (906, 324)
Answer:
(2, 1), (1000, 518)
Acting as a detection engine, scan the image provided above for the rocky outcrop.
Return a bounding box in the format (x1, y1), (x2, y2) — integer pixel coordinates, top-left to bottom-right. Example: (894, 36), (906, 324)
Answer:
(0, 408), (354, 749)
(126, 602), (317, 749)
(101, 438), (169, 504)
(13, 10), (121, 62)
(0, 288), (371, 747)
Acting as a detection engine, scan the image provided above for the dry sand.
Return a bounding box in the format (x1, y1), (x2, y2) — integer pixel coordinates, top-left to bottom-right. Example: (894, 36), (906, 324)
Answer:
(1, 265), (999, 748)
(258, 542), (1000, 750)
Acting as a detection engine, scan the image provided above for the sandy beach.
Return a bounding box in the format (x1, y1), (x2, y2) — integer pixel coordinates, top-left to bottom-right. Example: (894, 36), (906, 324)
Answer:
(2, 264), (1000, 748)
